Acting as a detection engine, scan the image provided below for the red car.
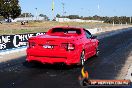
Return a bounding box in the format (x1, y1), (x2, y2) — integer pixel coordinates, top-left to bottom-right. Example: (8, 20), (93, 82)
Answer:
(26, 26), (99, 66)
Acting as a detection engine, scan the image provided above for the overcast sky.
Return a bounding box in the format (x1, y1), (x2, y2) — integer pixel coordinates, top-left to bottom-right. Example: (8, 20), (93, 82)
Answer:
(19, 0), (132, 19)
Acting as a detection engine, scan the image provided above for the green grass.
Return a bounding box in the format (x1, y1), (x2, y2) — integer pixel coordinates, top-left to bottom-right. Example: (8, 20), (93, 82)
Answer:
(0, 29), (49, 35)
(0, 21), (124, 35)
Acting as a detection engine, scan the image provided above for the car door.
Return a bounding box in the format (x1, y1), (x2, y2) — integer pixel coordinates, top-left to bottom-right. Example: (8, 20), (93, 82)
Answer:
(84, 29), (93, 59)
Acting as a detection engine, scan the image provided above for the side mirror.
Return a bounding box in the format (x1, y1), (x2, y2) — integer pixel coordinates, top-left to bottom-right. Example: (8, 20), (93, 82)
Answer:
(91, 36), (97, 39)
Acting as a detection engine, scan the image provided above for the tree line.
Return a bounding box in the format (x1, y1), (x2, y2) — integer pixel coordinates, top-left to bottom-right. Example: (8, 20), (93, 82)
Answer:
(0, 0), (49, 21)
(0, 0), (21, 22)
(19, 13), (49, 21)
(56, 14), (132, 24)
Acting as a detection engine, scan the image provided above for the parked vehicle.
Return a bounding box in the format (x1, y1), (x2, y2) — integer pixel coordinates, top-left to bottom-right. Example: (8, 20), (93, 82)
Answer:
(26, 26), (99, 66)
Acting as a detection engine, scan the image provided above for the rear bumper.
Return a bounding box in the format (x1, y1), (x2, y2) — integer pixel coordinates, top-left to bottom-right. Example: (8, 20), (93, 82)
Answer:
(26, 49), (81, 65)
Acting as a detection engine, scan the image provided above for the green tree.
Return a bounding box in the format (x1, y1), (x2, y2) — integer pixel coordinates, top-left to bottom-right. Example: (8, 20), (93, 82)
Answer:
(56, 14), (61, 18)
(68, 15), (80, 19)
(20, 13), (34, 17)
(39, 14), (49, 21)
(0, 0), (21, 22)
(39, 14), (44, 17)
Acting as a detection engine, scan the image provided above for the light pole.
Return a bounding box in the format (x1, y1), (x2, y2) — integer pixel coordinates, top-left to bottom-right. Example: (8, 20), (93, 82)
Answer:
(81, 8), (84, 17)
(97, 0), (100, 16)
(62, 2), (65, 22)
(52, 0), (55, 20)
(35, 8), (38, 21)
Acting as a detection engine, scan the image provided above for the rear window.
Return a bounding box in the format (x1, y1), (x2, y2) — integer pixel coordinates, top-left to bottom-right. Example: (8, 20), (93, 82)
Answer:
(51, 28), (81, 34)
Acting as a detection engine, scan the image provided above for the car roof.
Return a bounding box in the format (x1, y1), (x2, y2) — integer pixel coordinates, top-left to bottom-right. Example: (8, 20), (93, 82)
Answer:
(52, 26), (83, 30)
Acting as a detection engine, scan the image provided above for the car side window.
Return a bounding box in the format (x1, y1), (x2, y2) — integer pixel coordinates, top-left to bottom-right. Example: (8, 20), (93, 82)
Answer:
(84, 29), (92, 39)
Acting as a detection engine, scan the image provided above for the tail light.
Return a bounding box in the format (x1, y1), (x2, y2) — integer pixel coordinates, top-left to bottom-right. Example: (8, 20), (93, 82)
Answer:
(68, 43), (75, 50)
(61, 43), (75, 51)
(28, 42), (36, 48)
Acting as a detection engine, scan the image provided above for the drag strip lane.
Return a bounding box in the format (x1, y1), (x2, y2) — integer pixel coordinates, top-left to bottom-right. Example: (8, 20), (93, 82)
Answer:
(85, 28), (132, 80)
(0, 28), (132, 88)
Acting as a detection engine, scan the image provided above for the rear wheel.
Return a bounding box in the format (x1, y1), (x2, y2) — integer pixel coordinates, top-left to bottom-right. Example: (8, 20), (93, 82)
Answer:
(80, 50), (85, 66)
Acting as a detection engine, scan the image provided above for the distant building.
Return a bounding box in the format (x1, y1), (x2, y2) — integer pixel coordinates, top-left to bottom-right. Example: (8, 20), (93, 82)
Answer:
(55, 18), (104, 23)
(6, 16), (49, 22)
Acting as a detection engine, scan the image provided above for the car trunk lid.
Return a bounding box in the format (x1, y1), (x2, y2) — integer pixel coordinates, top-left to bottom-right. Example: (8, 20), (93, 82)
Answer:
(29, 34), (76, 51)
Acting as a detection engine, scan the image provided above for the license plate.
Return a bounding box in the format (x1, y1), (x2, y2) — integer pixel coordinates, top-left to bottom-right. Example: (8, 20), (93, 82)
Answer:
(43, 45), (53, 49)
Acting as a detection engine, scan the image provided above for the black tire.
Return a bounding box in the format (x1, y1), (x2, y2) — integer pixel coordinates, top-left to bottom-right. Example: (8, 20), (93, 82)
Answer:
(95, 46), (99, 57)
(80, 50), (85, 66)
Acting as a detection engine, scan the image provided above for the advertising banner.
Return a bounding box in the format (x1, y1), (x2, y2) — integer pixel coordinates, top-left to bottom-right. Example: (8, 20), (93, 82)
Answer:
(0, 32), (46, 50)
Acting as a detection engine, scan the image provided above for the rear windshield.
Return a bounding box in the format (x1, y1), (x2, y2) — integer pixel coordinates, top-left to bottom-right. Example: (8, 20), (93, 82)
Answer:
(51, 28), (81, 34)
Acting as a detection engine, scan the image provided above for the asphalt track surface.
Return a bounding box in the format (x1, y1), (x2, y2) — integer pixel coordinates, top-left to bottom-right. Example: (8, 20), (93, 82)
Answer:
(0, 28), (132, 88)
